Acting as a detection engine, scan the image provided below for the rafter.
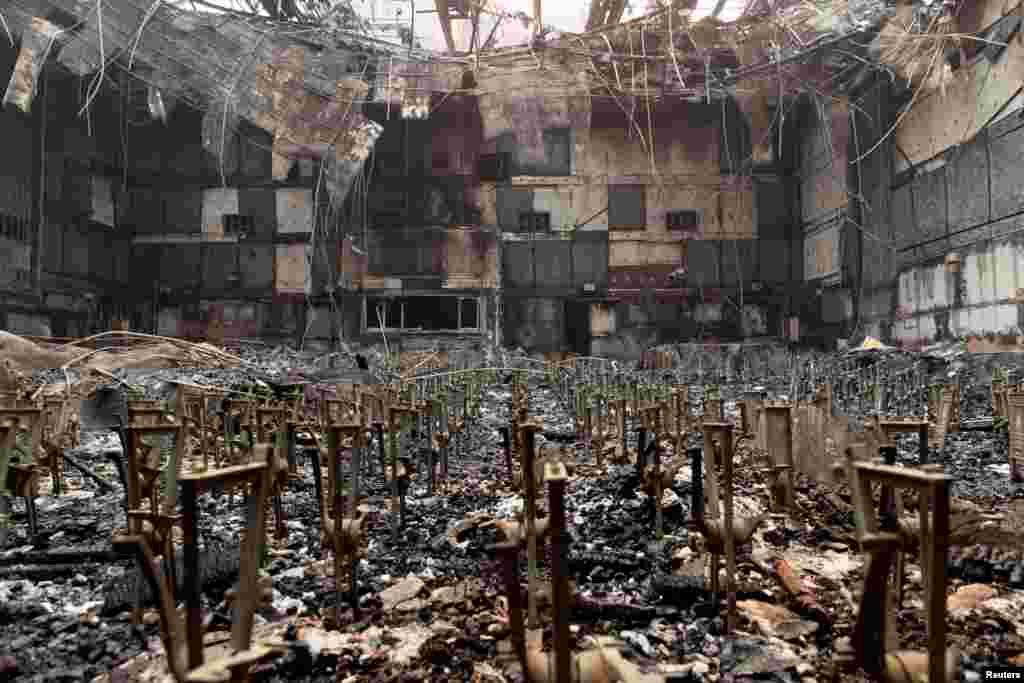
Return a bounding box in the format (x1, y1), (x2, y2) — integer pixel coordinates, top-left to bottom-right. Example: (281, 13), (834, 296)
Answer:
(434, 0), (458, 53)
(586, 0), (629, 32)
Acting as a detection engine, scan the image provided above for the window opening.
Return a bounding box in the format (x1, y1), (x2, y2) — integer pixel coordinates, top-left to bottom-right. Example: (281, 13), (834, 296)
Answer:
(667, 209), (701, 231)
(366, 296), (481, 331)
(518, 211), (551, 232)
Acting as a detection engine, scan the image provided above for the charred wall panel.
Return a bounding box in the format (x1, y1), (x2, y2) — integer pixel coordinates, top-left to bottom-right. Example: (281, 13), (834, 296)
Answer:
(432, 177), (468, 225)
(240, 243), (274, 290)
(178, 244), (203, 287)
(416, 230), (445, 274)
(239, 122), (273, 178)
(111, 235), (131, 285)
(503, 242), (534, 288)
(0, 92), (33, 232)
(754, 178), (788, 239)
(719, 98), (751, 174)
(162, 244), (202, 287)
(128, 245), (162, 290)
(368, 228), (444, 276)
(164, 189), (203, 233)
(759, 239), (790, 283)
(914, 168), (947, 243)
(990, 124), (1024, 220)
(687, 240), (720, 286)
(310, 239), (333, 295)
(87, 230), (115, 282)
(369, 230), (416, 275)
(495, 132), (518, 175)
(572, 232), (608, 288)
(800, 96), (849, 224)
(238, 188), (277, 238)
(608, 185), (646, 230)
(126, 188), (164, 233)
(503, 296), (565, 351)
(497, 187), (533, 231)
(946, 132), (990, 229)
(43, 221), (63, 272)
(61, 159), (92, 221)
(165, 108), (206, 177)
(534, 240), (572, 288)
(853, 79), (895, 294)
(890, 184), (916, 252)
(719, 239), (757, 286)
(63, 227), (90, 277)
(202, 243), (236, 291)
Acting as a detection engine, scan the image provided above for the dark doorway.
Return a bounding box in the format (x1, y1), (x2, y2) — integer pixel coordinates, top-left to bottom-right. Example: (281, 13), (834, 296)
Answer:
(565, 301), (591, 356)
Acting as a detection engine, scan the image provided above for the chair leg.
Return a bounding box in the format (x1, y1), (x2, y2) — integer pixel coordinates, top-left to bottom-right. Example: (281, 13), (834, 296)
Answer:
(24, 496), (38, 537)
(164, 536), (178, 603)
(710, 552), (720, 604)
(894, 549), (905, 610)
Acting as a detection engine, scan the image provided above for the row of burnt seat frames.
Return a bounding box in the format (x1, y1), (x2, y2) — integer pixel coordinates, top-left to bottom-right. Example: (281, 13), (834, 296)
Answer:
(494, 368), (960, 683)
(94, 372), (503, 683)
(0, 393), (81, 542)
(552, 351), (934, 422)
(0, 363), (964, 683)
(349, 366), (959, 683)
(126, 356), (982, 683)
(991, 369), (1024, 482)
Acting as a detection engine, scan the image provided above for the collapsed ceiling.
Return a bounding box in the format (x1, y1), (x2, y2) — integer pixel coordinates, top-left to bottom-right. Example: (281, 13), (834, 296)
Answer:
(0, 0), (999, 204)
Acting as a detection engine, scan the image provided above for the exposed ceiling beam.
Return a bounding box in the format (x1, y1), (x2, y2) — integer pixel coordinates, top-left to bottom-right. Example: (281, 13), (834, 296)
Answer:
(585, 0), (629, 32)
(585, 0), (610, 31)
(434, 0), (457, 53)
(606, 0), (627, 25)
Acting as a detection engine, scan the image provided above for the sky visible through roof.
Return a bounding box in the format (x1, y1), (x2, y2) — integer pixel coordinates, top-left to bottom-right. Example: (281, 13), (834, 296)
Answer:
(172, 0), (750, 53)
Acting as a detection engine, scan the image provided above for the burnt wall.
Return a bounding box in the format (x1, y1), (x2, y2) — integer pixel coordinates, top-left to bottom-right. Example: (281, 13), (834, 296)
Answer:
(0, 49), (144, 338)
(838, 61), (1024, 347)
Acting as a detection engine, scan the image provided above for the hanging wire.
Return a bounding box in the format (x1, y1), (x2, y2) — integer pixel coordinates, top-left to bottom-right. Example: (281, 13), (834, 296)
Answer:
(0, 8), (15, 46)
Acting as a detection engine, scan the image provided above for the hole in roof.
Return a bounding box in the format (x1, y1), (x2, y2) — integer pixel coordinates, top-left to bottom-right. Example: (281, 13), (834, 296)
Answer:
(690, 0), (747, 23)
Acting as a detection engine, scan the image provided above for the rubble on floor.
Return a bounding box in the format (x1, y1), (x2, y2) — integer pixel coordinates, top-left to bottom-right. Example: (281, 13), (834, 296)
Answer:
(0, 331), (1022, 683)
